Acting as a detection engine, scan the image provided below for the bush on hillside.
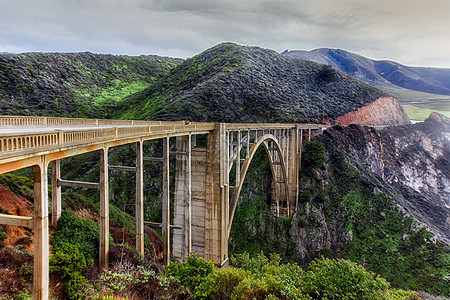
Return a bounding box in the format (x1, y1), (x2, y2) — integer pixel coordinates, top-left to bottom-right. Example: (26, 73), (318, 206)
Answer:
(0, 246), (33, 297)
(52, 210), (101, 260)
(195, 252), (421, 300)
(99, 260), (186, 299)
(318, 64), (338, 83)
(50, 243), (93, 299)
(302, 141), (326, 169)
(303, 257), (391, 299)
(165, 253), (215, 295)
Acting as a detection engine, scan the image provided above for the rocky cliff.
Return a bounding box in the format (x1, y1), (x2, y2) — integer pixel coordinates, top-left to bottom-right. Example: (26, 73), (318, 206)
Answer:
(314, 113), (449, 244)
(333, 96), (410, 125)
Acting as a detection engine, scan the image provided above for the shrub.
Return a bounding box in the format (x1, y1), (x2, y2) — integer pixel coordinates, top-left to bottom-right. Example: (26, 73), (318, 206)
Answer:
(0, 226), (7, 247)
(303, 257), (399, 300)
(197, 253), (418, 300)
(318, 64), (337, 83)
(50, 243), (93, 299)
(109, 244), (142, 267)
(100, 260), (186, 299)
(302, 141), (326, 169)
(0, 173), (34, 199)
(199, 252), (307, 300)
(165, 253), (215, 294)
(52, 210), (100, 260)
(195, 267), (251, 299)
(231, 251), (280, 272)
(0, 246), (34, 296)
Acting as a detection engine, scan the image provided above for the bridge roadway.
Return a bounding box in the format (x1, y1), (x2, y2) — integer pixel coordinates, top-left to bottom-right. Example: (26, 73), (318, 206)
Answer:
(0, 115), (325, 299)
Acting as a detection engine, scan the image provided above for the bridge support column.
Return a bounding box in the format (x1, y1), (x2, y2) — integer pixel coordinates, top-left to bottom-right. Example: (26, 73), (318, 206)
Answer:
(51, 159), (61, 228)
(99, 148), (109, 270)
(297, 129), (303, 209)
(162, 137), (171, 265)
(204, 124), (228, 266)
(172, 126), (228, 266)
(173, 135), (193, 260)
(32, 157), (49, 300)
(136, 140), (144, 259)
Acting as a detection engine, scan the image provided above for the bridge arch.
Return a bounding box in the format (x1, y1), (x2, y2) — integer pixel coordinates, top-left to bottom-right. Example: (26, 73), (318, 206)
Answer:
(227, 133), (289, 235)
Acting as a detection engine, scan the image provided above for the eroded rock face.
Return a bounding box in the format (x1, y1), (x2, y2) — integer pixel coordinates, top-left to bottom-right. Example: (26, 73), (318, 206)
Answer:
(315, 113), (449, 244)
(333, 96), (411, 126)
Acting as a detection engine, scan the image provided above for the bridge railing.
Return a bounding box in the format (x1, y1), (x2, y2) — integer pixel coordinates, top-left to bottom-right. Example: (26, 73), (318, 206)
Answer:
(0, 131), (59, 152)
(0, 115), (190, 127)
(224, 123), (326, 131)
(0, 123), (215, 157)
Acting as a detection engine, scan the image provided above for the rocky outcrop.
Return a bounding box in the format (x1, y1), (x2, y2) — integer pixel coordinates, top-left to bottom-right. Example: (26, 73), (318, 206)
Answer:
(312, 113), (449, 243)
(333, 96), (410, 126)
(0, 183), (33, 251)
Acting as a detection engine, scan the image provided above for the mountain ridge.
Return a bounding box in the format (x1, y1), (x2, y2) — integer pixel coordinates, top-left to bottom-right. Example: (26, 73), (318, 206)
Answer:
(115, 43), (409, 125)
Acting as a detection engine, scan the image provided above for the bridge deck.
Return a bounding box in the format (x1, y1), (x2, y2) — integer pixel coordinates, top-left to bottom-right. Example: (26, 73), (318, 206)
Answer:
(0, 115), (324, 172)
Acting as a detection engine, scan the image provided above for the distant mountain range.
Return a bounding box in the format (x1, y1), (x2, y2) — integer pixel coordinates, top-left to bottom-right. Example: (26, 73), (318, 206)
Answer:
(283, 48), (450, 102)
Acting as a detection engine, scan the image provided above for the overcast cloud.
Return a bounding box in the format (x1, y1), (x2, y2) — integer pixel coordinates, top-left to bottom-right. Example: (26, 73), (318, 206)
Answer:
(1, 0), (450, 67)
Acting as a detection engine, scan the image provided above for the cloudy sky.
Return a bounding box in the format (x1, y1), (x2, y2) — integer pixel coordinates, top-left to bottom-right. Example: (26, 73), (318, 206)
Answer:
(1, 0), (450, 67)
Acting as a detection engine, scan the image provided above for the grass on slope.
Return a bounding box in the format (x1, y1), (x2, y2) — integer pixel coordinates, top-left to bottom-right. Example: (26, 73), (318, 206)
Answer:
(379, 85), (450, 103)
(402, 102), (450, 121)
(79, 80), (154, 106)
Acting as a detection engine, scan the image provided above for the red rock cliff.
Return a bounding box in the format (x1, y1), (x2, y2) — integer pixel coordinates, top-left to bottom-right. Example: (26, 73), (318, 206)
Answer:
(332, 97), (410, 126)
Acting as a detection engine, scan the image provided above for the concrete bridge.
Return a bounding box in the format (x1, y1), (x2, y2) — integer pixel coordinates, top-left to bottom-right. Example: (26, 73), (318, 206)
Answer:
(0, 115), (325, 299)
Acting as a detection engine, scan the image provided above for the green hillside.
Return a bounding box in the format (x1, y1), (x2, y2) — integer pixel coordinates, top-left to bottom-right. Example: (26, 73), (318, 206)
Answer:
(0, 52), (183, 118)
(115, 43), (386, 123)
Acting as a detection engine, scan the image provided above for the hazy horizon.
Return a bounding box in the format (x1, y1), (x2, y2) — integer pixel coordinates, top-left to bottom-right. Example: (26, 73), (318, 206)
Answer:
(1, 0), (450, 68)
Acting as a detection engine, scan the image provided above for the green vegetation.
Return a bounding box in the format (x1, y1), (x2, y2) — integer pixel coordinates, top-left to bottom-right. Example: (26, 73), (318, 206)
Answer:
(322, 157), (450, 297)
(229, 147), (294, 259)
(0, 52), (183, 118)
(50, 243), (93, 299)
(302, 141), (326, 169)
(318, 64), (338, 83)
(168, 252), (421, 300)
(87, 81), (152, 106)
(166, 253), (215, 295)
(380, 85), (450, 103)
(52, 210), (101, 260)
(114, 42), (386, 123)
(0, 246), (34, 297)
(402, 102), (450, 121)
(341, 187), (450, 296)
(228, 134), (449, 297)
(0, 173), (34, 199)
(0, 226), (7, 247)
